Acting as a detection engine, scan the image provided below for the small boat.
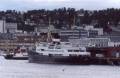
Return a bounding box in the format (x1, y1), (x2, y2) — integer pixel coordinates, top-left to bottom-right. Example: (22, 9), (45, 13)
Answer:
(28, 39), (91, 64)
(4, 46), (28, 60)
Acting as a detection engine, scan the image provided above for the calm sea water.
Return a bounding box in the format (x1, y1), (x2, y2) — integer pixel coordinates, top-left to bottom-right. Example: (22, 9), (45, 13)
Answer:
(0, 56), (120, 78)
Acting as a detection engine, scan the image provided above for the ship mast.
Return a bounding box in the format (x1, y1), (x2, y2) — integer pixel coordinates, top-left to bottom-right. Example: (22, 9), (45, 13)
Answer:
(47, 17), (52, 42)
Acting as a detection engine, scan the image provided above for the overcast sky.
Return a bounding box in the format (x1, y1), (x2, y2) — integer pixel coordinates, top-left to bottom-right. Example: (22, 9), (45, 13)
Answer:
(0, 0), (120, 11)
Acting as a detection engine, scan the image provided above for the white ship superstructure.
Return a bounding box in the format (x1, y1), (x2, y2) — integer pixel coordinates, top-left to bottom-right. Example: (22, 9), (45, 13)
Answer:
(28, 39), (90, 64)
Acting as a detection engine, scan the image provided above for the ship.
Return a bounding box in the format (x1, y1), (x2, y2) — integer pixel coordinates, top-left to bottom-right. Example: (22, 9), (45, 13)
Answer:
(4, 46), (28, 60)
(28, 39), (91, 64)
(28, 17), (91, 64)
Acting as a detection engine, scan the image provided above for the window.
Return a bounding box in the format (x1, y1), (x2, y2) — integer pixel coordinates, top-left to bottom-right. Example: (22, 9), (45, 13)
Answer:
(65, 43), (70, 45)
(49, 54), (53, 57)
(43, 44), (47, 47)
(48, 45), (54, 49)
(41, 49), (44, 51)
(55, 45), (61, 49)
(39, 53), (43, 55)
(79, 50), (85, 52)
(74, 50), (79, 52)
(68, 50), (73, 52)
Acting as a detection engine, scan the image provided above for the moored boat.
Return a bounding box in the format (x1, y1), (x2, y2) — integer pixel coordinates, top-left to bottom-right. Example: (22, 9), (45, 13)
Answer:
(4, 46), (28, 60)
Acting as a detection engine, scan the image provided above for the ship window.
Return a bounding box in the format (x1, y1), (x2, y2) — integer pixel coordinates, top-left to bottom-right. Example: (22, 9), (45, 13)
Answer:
(74, 50), (79, 52)
(55, 45), (61, 49)
(41, 49), (44, 51)
(57, 42), (60, 45)
(43, 44), (47, 46)
(68, 50), (73, 52)
(48, 45), (54, 49)
(80, 50), (85, 52)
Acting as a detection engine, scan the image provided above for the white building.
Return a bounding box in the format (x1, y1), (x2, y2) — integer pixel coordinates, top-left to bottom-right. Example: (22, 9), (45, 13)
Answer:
(108, 42), (120, 47)
(5, 23), (17, 33)
(0, 20), (5, 33)
(71, 25), (103, 37)
(89, 38), (110, 47)
(69, 38), (90, 47)
(84, 25), (94, 30)
(34, 25), (56, 33)
(69, 38), (110, 48)
(0, 20), (17, 33)
(92, 28), (103, 35)
(85, 25), (103, 36)
(60, 30), (80, 39)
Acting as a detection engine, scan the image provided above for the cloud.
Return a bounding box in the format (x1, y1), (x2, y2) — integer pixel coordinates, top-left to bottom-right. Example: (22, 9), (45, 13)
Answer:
(12, 0), (71, 3)
(0, 0), (120, 10)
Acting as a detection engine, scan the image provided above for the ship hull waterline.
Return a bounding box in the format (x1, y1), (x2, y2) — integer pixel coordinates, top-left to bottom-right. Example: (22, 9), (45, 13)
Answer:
(28, 51), (91, 65)
(4, 55), (28, 60)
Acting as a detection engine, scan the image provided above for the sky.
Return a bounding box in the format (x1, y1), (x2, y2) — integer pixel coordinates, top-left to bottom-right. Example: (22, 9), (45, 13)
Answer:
(0, 0), (120, 11)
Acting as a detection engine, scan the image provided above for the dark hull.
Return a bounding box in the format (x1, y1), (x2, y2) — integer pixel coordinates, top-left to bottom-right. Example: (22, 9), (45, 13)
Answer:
(28, 51), (91, 65)
(4, 54), (28, 60)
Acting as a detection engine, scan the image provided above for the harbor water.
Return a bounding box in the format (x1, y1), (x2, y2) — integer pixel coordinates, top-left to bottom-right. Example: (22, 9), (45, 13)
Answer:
(0, 56), (120, 78)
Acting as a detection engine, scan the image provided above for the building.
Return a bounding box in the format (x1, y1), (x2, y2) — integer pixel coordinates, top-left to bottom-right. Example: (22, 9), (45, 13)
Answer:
(88, 30), (98, 37)
(34, 25), (58, 33)
(69, 38), (110, 48)
(94, 35), (120, 47)
(0, 20), (17, 33)
(60, 30), (80, 40)
(59, 28), (101, 41)
(0, 33), (14, 40)
(89, 38), (110, 47)
(0, 20), (5, 33)
(85, 25), (103, 36)
(71, 25), (103, 38)
(79, 29), (88, 38)
(5, 22), (17, 33)
(69, 38), (90, 47)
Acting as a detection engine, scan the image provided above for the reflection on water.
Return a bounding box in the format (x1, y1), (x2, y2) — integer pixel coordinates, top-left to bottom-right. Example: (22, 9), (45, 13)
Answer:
(0, 56), (120, 78)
